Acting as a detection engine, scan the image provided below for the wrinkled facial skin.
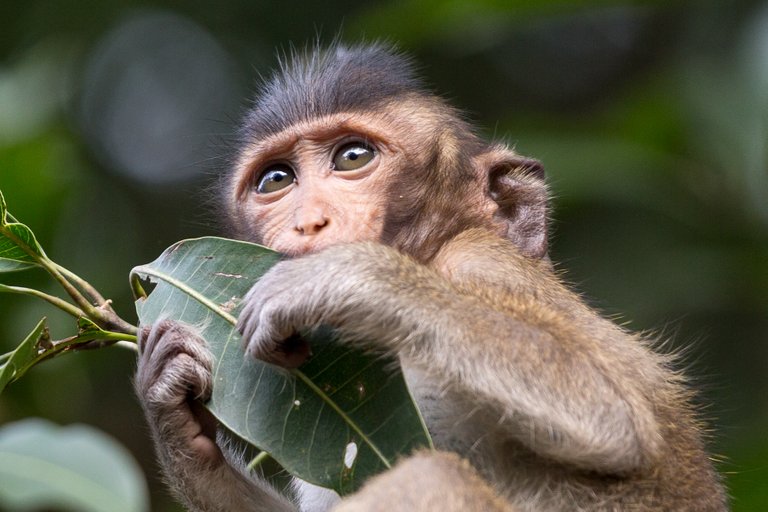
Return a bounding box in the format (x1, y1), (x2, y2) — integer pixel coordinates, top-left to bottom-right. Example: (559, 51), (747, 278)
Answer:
(229, 104), (440, 256)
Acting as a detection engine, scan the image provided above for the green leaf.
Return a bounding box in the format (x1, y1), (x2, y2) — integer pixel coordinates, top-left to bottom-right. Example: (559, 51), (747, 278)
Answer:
(0, 189), (46, 273)
(0, 318), (49, 393)
(130, 237), (431, 494)
(0, 317), (129, 394)
(77, 316), (110, 337)
(0, 418), (149, 512)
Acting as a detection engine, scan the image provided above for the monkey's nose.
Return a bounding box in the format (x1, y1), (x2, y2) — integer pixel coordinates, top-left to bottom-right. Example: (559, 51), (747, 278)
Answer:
(295, 215), (329, 235)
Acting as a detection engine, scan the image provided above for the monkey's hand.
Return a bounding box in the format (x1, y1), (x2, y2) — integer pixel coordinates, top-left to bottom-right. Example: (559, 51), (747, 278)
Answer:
(135, 320), (222, 468)
(136, 320), (297, 511)
(237, 242), (429, 367)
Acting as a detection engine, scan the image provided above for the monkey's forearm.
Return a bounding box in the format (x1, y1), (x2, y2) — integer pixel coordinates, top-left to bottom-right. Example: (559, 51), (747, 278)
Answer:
(161, 455), (296, 512)
(239, 242), (667, 473)
(142, 399), (297, 512)
(330, 243), (663, 473)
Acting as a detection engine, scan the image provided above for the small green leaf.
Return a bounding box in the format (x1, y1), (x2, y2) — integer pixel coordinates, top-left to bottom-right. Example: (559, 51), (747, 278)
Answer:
(77, 316), (107, 335)
(0, 418), (149, 512)
(0, 318), (49, 393)
(131, 237), (431, 494)
(0, 189), (45, 273)
(0, 317), (130, 394)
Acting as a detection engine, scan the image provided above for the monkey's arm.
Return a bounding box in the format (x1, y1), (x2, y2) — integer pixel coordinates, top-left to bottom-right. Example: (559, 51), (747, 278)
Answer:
(135, 320), (296, 512)
(238, 233), (667, 475)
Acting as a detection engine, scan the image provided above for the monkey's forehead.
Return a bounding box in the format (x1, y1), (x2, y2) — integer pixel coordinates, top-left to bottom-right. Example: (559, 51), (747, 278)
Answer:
(240, 43), (427, 142)
(234, 101), (449, 165)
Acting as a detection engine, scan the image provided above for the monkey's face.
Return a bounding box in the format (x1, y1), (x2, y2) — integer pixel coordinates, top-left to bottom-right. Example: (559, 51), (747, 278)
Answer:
(229, 109), (435, 256)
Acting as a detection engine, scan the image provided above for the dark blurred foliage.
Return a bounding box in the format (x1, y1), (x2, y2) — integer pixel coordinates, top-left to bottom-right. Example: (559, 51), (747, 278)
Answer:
(1, 1), (766, 510)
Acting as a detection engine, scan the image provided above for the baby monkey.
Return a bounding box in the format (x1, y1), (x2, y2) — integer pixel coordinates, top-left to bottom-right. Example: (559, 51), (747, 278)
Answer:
(135, 44), (728, 511)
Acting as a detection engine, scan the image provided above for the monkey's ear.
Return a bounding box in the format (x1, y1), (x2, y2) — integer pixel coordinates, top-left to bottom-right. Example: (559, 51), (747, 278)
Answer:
(476, 147), (548, 259)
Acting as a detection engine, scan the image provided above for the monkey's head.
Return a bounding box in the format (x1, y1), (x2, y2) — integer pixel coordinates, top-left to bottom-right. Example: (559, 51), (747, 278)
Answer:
(226, 43), (548, 262)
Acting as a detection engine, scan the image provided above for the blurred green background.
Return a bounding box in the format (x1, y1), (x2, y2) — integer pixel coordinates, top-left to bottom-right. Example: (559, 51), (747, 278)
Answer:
(1, 0), (766, 510)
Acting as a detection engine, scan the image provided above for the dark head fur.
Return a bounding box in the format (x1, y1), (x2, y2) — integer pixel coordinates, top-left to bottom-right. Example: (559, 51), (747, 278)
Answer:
(240, 43), (426, 143)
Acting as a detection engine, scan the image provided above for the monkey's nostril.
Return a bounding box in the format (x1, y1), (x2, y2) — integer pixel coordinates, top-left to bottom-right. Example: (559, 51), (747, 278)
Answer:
(296, 217), (329, 235)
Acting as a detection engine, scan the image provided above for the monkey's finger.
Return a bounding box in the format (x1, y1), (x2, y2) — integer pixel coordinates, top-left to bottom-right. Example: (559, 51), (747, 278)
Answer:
(137, 320), (213, 392)
(241, 305), (310, 368)
(148, 321), (212, 366)
(241, 312), (283, 362)
(244, 329), (311, 369)
(136, 324), (154, 354)
(142, 351), (213, 405)
(137, 319), (186, 356)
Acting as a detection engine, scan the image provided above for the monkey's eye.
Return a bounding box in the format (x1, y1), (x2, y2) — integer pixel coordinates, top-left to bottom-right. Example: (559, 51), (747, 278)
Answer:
(332, 142), (375, 171)
(255, 165), (296, 194)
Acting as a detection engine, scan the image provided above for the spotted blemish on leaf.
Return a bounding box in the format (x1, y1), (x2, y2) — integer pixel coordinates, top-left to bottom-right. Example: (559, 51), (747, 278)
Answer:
(344, 442), (358, 469)
(219, 297), (240, 313)
(214, 272), (243, 278)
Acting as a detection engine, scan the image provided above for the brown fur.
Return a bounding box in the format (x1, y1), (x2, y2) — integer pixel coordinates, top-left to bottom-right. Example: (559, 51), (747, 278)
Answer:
(135, 44), (728, 511)
(334, 452), (516, 512)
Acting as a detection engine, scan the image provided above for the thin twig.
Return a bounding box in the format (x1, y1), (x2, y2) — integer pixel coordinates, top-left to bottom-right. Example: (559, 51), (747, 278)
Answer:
(55, 263), (107, 305)
(0, 284), (85, 318)
(246, 451), (271, 471)
(115, 340), (138, 352)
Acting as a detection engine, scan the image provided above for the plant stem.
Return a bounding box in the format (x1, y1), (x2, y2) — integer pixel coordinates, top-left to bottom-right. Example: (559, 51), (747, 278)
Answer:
(55, 263), (107, 305)
(3, 211), (137, 338)
(41, 259), (119, 327)
(39, 330), (137, 361)
(130, 274), (148, 300)
(49, 263), (137, 335)
(1, 223), (97, 318)
(246, 451), (270, 471)
(0, 284), (85, 318)
(115, 340), (138, 352)
(82, 331), (137, 343)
